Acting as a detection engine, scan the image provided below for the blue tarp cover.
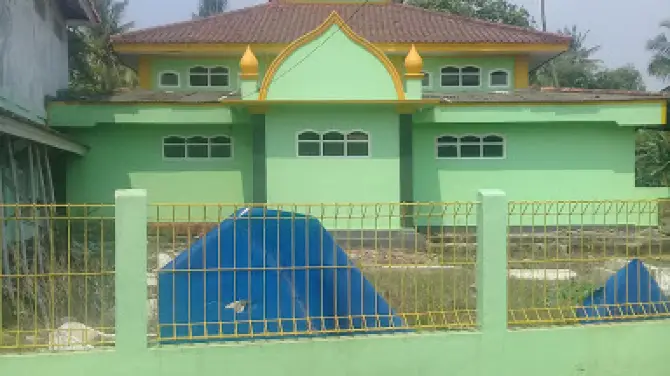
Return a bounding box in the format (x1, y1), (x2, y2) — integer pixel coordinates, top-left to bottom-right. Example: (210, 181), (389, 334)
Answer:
(158, 208), (405, 342)
(576, 258), (670, 322)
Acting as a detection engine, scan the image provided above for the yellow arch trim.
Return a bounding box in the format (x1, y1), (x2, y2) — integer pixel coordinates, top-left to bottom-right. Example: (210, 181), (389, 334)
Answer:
(258, 11), (405, 101)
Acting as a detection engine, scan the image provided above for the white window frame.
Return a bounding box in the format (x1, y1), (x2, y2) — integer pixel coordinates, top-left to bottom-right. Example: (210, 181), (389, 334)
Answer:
(489, 69), (511, 88)
(295, 130), (371, 158)
(187, 66), (231, 89)
(421, 71), (432, 88)
(439, 65), (482, 88)
(158, 70), (181, 89)
(435, 134), (506, 160)
(162, 135), (234, 161)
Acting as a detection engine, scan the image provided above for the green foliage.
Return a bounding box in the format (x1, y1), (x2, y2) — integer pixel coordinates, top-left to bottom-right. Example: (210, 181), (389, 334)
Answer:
(193, 0), (228, 19)
(408, 0), (534, 27)
(533, 26), (646, 91)
(647, 19), (670, 82)
(636, 130), (670, 187)
(68, 0), (137, 94)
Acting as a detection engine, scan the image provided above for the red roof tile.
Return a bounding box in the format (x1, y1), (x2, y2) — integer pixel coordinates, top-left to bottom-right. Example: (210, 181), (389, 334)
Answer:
(112, 2), (570, 45)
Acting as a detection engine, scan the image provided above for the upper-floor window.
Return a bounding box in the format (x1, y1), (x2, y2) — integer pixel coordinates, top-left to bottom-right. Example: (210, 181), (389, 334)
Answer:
(188, 66), (230, 88)
(489, 70), (510, 88)
(159, 71), (180, 88)
(440, 66), (481, 87)
(422, 72), (431, 88)
(297, 130), (370, 157)
(436, 134), (505, 159)
(163, 135), (233, 159)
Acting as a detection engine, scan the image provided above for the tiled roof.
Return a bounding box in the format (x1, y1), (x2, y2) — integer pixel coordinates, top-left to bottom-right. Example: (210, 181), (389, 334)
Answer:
(53, 89), (239, 103)
(111, 2), (571, 45)
(423, 88), (670, 103)
(54, 88), (667, 104)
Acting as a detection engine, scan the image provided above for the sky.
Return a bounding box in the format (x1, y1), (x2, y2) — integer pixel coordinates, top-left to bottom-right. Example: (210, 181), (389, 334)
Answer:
(125, 0), (670, 90)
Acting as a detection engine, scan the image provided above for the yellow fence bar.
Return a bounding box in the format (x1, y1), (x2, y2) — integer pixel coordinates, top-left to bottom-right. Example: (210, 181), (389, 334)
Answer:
(0, 204), (115, 353)
(507, 199), (670, 327)
(147, 202), (478, 342)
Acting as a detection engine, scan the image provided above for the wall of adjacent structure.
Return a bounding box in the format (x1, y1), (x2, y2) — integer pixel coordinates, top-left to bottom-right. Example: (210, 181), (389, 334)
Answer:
(0, 0), (69, 123)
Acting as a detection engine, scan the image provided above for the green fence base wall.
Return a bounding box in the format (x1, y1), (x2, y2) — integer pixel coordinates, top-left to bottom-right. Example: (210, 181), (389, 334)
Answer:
(2, 322), (669, 376)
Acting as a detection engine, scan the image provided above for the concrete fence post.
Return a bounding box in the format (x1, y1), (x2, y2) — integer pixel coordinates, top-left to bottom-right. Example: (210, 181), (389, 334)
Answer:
(476, 189), (508, 334)
(115, 189), (149, 352)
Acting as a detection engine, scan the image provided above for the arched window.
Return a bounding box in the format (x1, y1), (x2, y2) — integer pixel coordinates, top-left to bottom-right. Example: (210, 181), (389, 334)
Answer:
(346, 131), (369, 157)
(158, 71), (180, 88)
(440, 66), (481, 87)
(436, 134), (505, 159)
(163, 136), (186, 158)
(188, 66), (230, 88)
(163, 135), (233, 159)
(297, 130), (370, 157)
(440, 66), (460, 87)
(489, 70), (510, 87)
(421, 72), (431, 88)
(322, 131), (345, 156)
(210, 135), (233, 158)
(297, 131), (321, 157)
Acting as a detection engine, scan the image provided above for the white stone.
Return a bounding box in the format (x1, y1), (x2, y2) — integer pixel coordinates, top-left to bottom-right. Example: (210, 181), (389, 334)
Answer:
(48, 321), (115, 351)
(507, 269), (577, 281)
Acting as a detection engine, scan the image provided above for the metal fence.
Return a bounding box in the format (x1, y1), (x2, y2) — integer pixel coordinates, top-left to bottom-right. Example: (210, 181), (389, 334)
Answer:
(0, 204), (115, 353)
(507, 199), (670, 327)
(3, 198), (670, 352)
(148, 203), (477, 342)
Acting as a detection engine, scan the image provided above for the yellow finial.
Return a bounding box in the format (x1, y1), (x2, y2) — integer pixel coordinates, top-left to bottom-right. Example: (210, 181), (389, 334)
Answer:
(404, 44), (423, 79)
(240, 45), (259, 79)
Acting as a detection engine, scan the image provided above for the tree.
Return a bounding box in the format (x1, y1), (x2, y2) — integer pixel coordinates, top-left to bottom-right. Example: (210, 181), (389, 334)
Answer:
(408, 0), (534, 27)
(647, 19), (670, 83)
(193, 0), (228, 19)
(532, 26), (646, 91)
(68, 0), (137, 94)
(591, 65), (646, 91)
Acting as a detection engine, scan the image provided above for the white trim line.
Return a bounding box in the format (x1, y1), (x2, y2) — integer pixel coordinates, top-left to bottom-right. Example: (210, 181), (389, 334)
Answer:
(161, 134), (234, 161)
(439, 65), (483, 88)
(157, 70), (181, 89)
(0, 115), (87, 155)
(295, 129), (371, 158)
(187, 65), (231, 90)
(435, 133), (506, 160)
(421, 71), (432, 89)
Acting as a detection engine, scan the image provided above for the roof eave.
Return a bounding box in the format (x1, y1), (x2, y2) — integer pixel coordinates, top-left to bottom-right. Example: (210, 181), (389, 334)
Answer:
(111, 41), (571, 55)
(57, 0), (100, 24)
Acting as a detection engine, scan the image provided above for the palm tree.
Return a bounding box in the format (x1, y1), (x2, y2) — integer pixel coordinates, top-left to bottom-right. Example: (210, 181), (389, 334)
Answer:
(647, 19), (670, 83)
(68, 0), (136, 94)
(533, 26), (602, 88)
(193, 0), (228, 19)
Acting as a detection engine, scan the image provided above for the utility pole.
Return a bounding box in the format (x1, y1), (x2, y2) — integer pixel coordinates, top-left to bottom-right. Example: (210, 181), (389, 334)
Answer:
(540, 0), (559, 87)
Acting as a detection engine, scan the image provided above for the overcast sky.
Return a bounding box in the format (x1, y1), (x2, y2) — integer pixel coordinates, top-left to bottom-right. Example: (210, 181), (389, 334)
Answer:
(125, 0), (670, 90)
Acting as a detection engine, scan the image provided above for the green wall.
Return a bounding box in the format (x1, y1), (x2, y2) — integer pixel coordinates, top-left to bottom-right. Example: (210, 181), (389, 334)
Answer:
(148, 56), (274, 92)
(145, 51), (517, 96)
(265, 106), (401, 228)
(412, 122), (669, 226)
(265, 24), (399, 100)
(62, 123), (253, 220)
(420, 56), (515, 93)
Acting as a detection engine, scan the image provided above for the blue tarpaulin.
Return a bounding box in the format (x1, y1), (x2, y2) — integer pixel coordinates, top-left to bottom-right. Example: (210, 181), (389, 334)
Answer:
(576, 258), (670, 323)
(158, 208), (406, 342)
